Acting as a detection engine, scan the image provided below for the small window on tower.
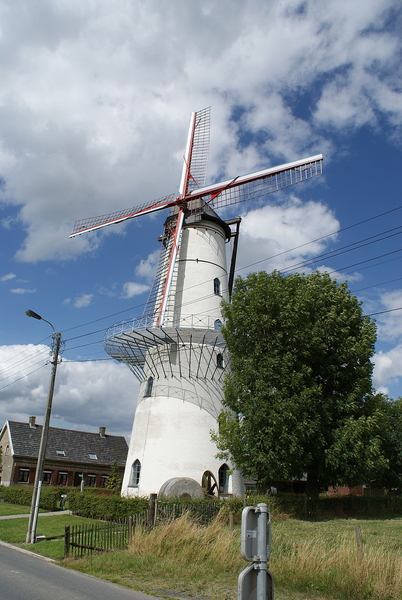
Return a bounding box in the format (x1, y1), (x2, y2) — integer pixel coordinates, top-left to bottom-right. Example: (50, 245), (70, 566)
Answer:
(144, 377), (153, 397)
(217, 353), (224, 369)
(214, 278), (221, 296)
(214, 319), (222, 331)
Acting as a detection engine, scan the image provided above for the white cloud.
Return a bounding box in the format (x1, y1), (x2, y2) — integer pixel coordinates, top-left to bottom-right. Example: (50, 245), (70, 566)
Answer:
(373, 344), (402, 397)
(236, 195), (340, 274)
(1, 272), (15, 281)
(74, 293), (93, 308)
(0, 344), (138, 438)
(135, 250), (160, 282)
(10, 287), (36, 294)
(121, 282), (150, 299)
(0, 0), (399, 263)
(376, 289), (402, 341)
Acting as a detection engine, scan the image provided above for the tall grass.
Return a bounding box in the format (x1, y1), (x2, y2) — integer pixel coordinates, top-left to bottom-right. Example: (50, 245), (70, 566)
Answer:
(125, 514), (402, 600)
(273, 527), (402, 600)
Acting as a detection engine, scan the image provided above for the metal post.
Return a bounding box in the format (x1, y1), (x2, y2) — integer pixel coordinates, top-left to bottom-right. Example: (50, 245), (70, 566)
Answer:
(256, 503), (268, 599)
(26, 330), (62, 543)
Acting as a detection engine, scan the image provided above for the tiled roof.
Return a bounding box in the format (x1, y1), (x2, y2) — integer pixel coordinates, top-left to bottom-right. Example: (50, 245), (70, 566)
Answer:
(7, 421), (128, 467)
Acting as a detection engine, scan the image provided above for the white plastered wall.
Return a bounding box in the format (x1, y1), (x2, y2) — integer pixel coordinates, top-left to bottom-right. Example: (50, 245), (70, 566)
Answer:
(121, 214), (244, 498)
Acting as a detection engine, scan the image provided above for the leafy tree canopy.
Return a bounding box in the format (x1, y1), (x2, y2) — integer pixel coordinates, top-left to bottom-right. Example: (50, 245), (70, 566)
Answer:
(372, 396), (402, 493)
(214, 270), (386, 497)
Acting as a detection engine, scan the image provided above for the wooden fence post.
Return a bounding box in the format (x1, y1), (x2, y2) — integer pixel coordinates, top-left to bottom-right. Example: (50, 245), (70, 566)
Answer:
(148, 493), (157, 532)
(355, 525), (364, 561)
(64, 525), (70, 558)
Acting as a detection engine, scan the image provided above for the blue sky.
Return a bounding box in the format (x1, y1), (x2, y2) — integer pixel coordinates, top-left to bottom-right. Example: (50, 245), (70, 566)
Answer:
(0, 0), (401, 439)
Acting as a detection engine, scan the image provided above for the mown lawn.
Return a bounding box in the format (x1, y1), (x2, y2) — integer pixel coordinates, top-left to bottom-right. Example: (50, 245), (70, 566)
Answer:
(0, 503), (101, 560)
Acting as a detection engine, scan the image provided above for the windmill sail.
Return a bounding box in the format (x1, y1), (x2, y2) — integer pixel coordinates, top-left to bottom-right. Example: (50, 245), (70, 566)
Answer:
(188, 154), (323, 211)
(152, 107), (211, 326)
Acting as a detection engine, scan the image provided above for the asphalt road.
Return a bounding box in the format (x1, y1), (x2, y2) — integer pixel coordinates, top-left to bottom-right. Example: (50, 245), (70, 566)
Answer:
(0, 542), (161, 600)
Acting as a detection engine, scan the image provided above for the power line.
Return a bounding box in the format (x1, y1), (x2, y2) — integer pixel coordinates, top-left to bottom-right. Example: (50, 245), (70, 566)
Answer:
(351, 277), (402, 293)
(0, 363), (48, 393)
(57, 203), (402, 338)
(4, 204), (402, 379)
(367, 306), (402, 317)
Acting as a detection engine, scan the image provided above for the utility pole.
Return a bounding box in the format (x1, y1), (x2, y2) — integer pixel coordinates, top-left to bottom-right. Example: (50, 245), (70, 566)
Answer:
(25, 310), (62, 544)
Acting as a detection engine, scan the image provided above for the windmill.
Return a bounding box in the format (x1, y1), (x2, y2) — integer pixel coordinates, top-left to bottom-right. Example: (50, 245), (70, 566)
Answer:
(71, 107), (323, 498)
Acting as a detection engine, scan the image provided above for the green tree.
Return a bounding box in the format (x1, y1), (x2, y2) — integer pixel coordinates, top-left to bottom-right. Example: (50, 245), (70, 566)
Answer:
(372, 396), (402, 492)
(215, 270), (386, 497)
(105, 461), (122, 491)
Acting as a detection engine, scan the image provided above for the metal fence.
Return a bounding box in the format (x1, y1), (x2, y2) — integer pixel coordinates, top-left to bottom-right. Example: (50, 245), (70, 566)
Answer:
(156, 500), (222, 525)
(64, 500), (223, 558)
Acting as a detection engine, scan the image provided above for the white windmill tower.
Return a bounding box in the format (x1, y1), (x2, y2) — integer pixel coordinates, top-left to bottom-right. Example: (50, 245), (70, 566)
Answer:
(71, 107), (322, 498)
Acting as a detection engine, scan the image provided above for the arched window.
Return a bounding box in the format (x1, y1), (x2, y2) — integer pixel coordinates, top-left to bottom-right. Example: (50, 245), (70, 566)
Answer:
(144, 377), (153, 397)
(214, 319), (222, 331)
(218, 463), (229, 494)
(217, 353), (224, 369)
(130, 459), (141, 487)
(214, 277), (221, 296)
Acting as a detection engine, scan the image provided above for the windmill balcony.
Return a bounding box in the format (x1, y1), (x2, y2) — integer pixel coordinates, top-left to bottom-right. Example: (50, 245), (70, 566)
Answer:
(104, 313), (228, 382)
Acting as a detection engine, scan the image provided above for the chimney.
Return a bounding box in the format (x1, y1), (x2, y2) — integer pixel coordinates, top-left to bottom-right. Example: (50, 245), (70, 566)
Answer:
(29, 416), (36, 428)
(99, 427), (106, 438)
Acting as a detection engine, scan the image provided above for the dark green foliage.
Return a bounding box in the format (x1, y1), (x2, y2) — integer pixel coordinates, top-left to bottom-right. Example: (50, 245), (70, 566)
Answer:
(219, 493), (402, 520)
(0, 485), (64, 510)
(216, 271), (383, 496)
(67, 489), (148, 520)
(371, 396), (402, 492)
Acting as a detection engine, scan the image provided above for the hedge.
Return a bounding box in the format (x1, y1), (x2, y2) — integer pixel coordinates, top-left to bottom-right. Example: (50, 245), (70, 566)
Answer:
(0, 485), (64, 511)
(67, 489), (149, 520)
(2, 486), (401, 521)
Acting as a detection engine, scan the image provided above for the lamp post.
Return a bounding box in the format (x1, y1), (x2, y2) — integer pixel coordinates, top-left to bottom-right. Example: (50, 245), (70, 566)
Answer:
(25, 310), (62, 544)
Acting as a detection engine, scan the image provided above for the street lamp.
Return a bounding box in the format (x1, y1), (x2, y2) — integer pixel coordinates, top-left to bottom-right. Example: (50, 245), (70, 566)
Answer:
(25, 310), (62, 544)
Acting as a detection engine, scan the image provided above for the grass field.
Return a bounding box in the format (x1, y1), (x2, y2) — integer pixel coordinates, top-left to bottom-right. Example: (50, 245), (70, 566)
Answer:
(0, 503), (101, 560)
(64, 513), (402, 600)
(1, 502), (401, 600)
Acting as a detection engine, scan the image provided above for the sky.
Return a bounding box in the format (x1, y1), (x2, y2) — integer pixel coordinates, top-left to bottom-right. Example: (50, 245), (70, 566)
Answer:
(0, 0), (401, 440)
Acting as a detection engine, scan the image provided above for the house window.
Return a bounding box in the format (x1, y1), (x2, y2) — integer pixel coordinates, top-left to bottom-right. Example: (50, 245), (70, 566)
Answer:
(18, 468), (30, 483)
(87, 474), (96, 487)
(217, 353), (224, 369)
(57, 471), (68, 485)
(130, 459), (141, 487)
(43, 470), (52, 484)
(219, 463), (229, 494)
(214, 319), (222, 331)
(56, 450), (66, 457)
(101, 475), (108, 488)
(214, 277), (221, 296)
(144, 377), (153, 397)
(88, 453), (98, 460)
